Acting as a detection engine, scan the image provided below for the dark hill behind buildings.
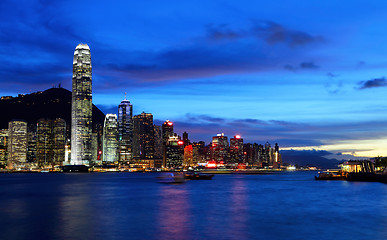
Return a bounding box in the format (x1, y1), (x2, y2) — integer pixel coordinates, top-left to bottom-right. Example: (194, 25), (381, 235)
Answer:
(0, 88), (105, 129)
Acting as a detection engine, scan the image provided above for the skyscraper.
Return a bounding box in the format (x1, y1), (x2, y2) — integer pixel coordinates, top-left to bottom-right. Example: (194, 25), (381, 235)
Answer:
(103, 114), (118, 163)
(162, 120), (174, 141)
(153, 125), (163, 159)
(0, 129), (8, 167)
(53, 118), (66, 166)
(36, 119), (53, 167)
(71, 44), (92, 165)
(162, 120), (174, 167)
(36, 118), (66, 167)
(8, 120), (27, 169)
(165, 133), (184, 169)
(118, 97), (133, 162)
(132, 112), (154, 160)
(230, 135), (244, 164)
(182, 131), (190, 147)
(212, 133), (229, 163)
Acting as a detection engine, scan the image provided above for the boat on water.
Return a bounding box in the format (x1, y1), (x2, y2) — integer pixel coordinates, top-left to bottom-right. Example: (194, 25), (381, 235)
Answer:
(184, 172), (214, 180)
(157, 172), (185, 184)
(315, 170), (347, 180)
(61, 165), (89, 173)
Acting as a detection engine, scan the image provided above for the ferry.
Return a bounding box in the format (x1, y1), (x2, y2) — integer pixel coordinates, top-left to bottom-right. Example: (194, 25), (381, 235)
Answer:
(157, 172), (185, 184)
(184, 172), (214, 180)
(315, 170), (347, 180)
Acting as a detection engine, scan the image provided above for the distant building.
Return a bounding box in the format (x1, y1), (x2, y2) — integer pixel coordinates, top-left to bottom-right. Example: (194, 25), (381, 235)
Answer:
(229, 135), (244, 164)
(92, 123), (103, 163)
(71, 43), (92, 165)
(162, 120), (174, 167)
(132, 112), (154, 160)
(182, 131), (190, 147)
(0, 129), (8, 167)
(273, 143), (281, 168)
(103, 114), (118, 163)
(118, 97), (133, 162)
(26, 123), (37, 164)
(153, 125), (163, 159)
(36, 118), (66, 167)
(212, 133), (229, 163)
(8, 120), (27, 169)
(91, 132), (99, 164)
(166, 133), (184, 169)
(36, 119), (53, 167)
(53, 118), (66, 165)
(184, 145), (193, 167)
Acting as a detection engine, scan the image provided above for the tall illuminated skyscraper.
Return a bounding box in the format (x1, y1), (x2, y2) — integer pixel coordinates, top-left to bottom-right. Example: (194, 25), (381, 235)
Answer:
(71, 44), (92, 165)
(8, 120), (27, 169)
(230, 135), (243, 164)
(118, 97), (133, 162)
(212, 133), (229, 163)
(162, 120), (174, 167)
(103, 114), (118, 163)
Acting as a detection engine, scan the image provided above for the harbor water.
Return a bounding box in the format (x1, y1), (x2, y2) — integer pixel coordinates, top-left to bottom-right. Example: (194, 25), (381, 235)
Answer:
(0, 171), (386, 240)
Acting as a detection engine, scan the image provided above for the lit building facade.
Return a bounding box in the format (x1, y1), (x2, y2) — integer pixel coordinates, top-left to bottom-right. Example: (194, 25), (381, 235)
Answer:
(53, 118), (66, 166)
(36, 119), (53, 167)
(184, 145), (193, 167)
(0, 129), (8, 167)
(36, 118), (66, 167)
(165, 133), (184, 169)
(71, 43), (92, 165)
(92, 123), (103, 163)
(212, 133), (229, 163)
(118, 97), (133, 162)
(182, 131), (190, 147)
(103, 114), (118, 163)
(132, 112), (154, 160)
(230, 135), (244, 164)
(162, 120), (174, 167)
(8, 120), (27, 169)
(153, 125), (163, 159)
(273, 143), (281, 168)
(27, 124), (37, 164)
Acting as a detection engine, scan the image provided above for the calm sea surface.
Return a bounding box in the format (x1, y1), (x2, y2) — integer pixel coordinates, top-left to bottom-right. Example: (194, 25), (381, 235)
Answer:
(0, 171), (386, 240)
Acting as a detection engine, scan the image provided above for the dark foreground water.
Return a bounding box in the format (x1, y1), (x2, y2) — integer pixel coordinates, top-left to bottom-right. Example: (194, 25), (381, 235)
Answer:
(0, 172), (386, 240)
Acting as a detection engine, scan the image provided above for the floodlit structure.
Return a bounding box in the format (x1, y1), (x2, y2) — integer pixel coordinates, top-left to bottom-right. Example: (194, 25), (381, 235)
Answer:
(71, 43), (92, 165)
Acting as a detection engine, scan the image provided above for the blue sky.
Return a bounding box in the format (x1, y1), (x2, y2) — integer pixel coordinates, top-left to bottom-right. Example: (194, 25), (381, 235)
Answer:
(1, 0), (387, 158)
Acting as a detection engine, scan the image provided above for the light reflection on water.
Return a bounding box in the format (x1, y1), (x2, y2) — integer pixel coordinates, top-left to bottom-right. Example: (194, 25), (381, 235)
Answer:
(0, 172), (386, 240)
(157, 186), (191, 239)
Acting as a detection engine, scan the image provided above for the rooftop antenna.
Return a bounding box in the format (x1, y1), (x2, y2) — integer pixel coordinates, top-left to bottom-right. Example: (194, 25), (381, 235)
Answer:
(124, 92), (127, 100)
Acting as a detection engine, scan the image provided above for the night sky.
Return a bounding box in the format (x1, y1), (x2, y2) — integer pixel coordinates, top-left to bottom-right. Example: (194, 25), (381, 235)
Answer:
(1, 0), (387, 159)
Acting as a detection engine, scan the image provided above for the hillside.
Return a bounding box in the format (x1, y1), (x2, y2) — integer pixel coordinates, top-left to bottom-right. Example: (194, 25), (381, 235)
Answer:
(0, 88), (105, 129)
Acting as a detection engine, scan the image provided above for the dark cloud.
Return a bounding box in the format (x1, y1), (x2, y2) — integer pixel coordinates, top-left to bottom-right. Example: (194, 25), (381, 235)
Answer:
(252, 21), (325, 47)
(327, 72), (338, 78)
(206, 24), (243, 41)
(0, 1), (326, 94)
(357, 61), (366, 68)
(284, 64), (296, 71)
(205, 20), (325, 48)
(284, 61), (319, 71)
(144, 113), (387, 149)
(358, 77), (387, 89)
(300, 62), (319, 69)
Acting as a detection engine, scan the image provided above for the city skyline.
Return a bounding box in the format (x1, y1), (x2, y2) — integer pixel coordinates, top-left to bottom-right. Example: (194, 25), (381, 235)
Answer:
(1, 1), (387, 159)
